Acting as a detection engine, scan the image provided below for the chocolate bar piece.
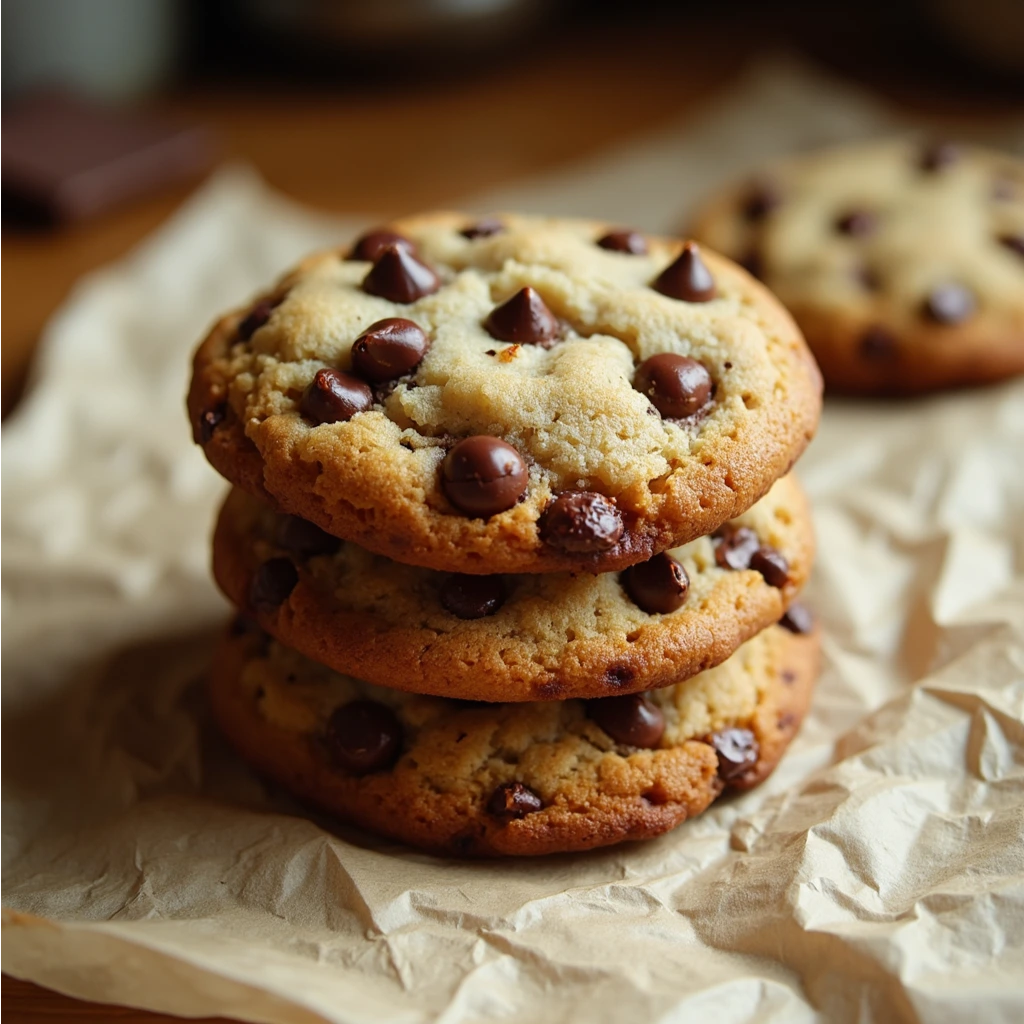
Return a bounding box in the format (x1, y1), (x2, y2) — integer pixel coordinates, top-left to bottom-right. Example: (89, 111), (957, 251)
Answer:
(2, 90), (214, 224)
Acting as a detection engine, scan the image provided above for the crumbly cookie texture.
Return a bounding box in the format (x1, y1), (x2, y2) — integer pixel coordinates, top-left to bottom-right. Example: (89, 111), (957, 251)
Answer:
(212, 474), (813, 701)
(210, 621), (820, 856)
(189, 213), (821, 574)
(690, 139), (1024, 394)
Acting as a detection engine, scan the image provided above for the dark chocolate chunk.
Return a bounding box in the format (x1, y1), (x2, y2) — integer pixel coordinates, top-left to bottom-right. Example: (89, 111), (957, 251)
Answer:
(597, 229), (648, 254)
(301, 368), (374, 425)
(714, 525), (760, 571)
(442, 436), (528, 517)
(325, 700), (402, 775)
(484, 287), (559, 345)
(348, 229), (415, 262)
(622, 553), (689, 614)
(653, 242), (716, 302)
(998, 233), (1024, 259)
(275, 515), (341, 558)
(248, 558), (299, 613)
(588, 692), (665, 748)
(362, 245), (440, 303)
(540, 491), (624, 554)
(741, 181), (781, 222)
(199, 403), (226, 444)
(919, 141), (960, 172)
(780, 601), (814, 635)
(440, 574), (506, 619)
(633, 353), (713, 419)
(238, 298), (280, 341)
(487, 781), (543, 819)
(859, 326), (898, 361)
(351, 317), (429, 382)
(709, 727), (759, 781)
(749, 546), (790, 588)
(924, 283), (975, 325)
(835, 210), (877, 237)
(460, 217), (504, 239)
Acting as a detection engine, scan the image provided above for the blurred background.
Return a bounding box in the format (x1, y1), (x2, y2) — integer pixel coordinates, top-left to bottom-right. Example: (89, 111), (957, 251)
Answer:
(3, 0), (1024, 417)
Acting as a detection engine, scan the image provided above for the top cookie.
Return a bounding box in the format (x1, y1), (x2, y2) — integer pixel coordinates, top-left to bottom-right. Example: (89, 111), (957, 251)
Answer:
(691, 139), (1024, 394)
(189, 213), (821, 574)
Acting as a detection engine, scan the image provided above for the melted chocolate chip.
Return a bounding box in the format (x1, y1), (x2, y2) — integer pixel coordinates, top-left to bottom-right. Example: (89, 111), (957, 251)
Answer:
(919, 141), (959, 172)
(924, 283), (975, 325)
(249, 558), (298, 613)
(348, 229), (415, 262)
(998, 233), (1024, 259)
(238, 298), (280, 341)
(275, 515), (341, 558)
(362, 245), (440, 303)
(484, 287), (559, 345)
(597, 229), (648, 254)
(835, 210), (877, 237)
(199, 403), (226, 444)
(714, 525), (760, 570)
(741, 181), (781, 222)
(460, 217), (504, 239)
(487, 781), (543, 819)
(859, 326), (898, 361)
(351, 317), (429, 382)
(710, 727), (759, 781)
(588, 692), (665, 748)
(622, 553), (689, 614)
(325, 700), (402, 775)
(301, 368), (374, 425)
(780, 601), (814, 635)
(442, 436), (528, 517)
(440, 574), (506, 619)
(749, 546), (790, 588)
(633, 354), (713, 419)
(540, 491), (624, 554)
(653, 242), (716, 302)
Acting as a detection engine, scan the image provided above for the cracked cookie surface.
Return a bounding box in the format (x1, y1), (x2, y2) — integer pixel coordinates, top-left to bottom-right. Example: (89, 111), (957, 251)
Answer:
(210, 620), (820, 856)
(190, 213), (821, 573)
(213, 474), (813, 701)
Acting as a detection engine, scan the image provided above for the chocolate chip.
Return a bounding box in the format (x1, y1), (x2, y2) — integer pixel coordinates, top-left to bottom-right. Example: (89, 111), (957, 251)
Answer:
(238, 298), (280, 341)
(588, 692), (665, 748)
(540, 491), (624, 553)
(741, 181), (781, 222)
(325, 700), (402, 775)
(738, 248), (764, 280)
(348, 229), (415, 262)
(998, 233), (1024, 259)
(248, 557), (298, 613)
(859, 325), (898, 361)
(653, 242), (716, 302)
(924, 283), (975, 325)
(835, 210), (877, 237)
(488, 781), (543, 819)
(362, 245), (440, 303)
(460, 217), (504, 239)
(275, 515), (341, 558)
(749, 546), (790, 588)
(919, 141), (959, 172)
(855, 265), (883, 292)
(622, 553), (689, 614)
(781, 669), (797, 685)
(633, 354), (713, 419)
(597, 229), (648, 254)
(710, 727), (758, 781)
(351, 317), (429, 382)
(301, 368), (374, 425)
(440, 573), (506, 619)
(199, 403), (226, 444)
(484, 287), (559, 345)
(780, 601), (814, 634)
(714, 525), (760, 570)
(442, 436), (528, 517)
(604, 665), (634, 688)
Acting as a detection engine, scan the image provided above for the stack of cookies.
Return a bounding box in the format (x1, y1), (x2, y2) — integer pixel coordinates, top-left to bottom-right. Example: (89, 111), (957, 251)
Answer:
(188, 213), (824, 855)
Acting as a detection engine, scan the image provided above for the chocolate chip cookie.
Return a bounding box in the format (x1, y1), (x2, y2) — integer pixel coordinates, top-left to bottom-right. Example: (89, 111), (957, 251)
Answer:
(212, 473), (813, 702)
(690, 139), (1024, 394)
(210, 619), (820, 856)
(189, 213), (822, 574)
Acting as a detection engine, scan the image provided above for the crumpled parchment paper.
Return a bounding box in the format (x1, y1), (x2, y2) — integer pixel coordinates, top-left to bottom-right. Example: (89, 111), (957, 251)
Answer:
(3, 60), (1024, 1024)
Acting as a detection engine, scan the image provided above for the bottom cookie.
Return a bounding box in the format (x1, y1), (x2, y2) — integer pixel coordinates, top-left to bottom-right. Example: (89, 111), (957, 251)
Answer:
(210, 617), (820, 857)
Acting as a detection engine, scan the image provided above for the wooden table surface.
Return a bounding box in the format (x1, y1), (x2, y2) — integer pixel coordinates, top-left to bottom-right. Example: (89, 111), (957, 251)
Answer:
(4, 5), (1021, 1021)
